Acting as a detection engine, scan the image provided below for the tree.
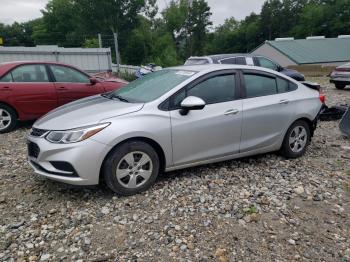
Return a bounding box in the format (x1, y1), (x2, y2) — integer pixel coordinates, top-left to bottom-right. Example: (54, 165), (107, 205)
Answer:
(187, 0), (212, 56)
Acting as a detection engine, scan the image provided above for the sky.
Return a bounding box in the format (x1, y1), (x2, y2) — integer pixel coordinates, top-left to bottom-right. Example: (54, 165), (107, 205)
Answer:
(0, 0), (265, 26)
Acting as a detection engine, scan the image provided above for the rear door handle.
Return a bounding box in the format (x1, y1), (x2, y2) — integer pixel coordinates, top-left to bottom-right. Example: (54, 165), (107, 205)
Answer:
(57, 86), (67, 91)
(224, 109), (239, 115)
(279, 99), (289, 104)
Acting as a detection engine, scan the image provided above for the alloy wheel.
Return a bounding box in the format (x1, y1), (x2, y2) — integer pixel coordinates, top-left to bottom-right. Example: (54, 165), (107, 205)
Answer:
(0, 109), (12, 131)
(289, 126), (308, 153)
(116, 151), (153, 189)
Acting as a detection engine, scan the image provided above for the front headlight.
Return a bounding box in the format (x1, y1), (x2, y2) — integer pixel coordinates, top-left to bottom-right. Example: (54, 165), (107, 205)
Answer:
(45, 123), (110, 144)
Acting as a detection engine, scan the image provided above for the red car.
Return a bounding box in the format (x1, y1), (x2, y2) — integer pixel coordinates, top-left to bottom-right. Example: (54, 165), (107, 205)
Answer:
(0, 61), (127, 133)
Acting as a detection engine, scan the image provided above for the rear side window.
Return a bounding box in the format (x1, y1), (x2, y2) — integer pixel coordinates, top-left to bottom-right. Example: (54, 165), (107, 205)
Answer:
(256, 57), (278, 71)
(277, 77), (298, 93)
(277, 77), (289, 93)
(244, 74), (277, 98)
(220, 58), (236, 64)
(10, 65), (49, 82)
(235, 57), (247, 65)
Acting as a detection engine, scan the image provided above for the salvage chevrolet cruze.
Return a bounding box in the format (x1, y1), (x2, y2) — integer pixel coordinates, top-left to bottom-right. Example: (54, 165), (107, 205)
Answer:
(27, 65), (323, 195)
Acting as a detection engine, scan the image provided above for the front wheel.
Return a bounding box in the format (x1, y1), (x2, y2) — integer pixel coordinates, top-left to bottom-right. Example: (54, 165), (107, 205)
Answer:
(0, 104), (17, 134)
(103, 141), (160, 196)
(280, 120), (310, 158)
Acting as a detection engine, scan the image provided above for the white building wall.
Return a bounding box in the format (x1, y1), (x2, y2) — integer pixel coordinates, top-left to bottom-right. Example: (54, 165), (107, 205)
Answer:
(0, 46), (112, 73)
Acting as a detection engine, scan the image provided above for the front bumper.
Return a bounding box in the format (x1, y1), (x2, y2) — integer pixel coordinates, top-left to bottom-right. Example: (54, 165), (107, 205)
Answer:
(27, 135), (112, 185)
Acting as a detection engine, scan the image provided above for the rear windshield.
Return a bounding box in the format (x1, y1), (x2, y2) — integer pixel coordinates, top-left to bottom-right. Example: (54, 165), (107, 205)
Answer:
(110, 69), (196, 103)
(184, 59), (209, 66)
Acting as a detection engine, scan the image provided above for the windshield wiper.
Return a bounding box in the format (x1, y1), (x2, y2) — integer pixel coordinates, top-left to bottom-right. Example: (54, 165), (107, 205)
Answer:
(110, 94), (130, 103)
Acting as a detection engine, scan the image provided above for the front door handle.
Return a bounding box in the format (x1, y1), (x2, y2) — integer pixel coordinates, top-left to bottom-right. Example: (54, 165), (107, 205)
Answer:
(57, 86), (67, 91)
(224, 109), (239, 116)
(279, 99), (289, 104)
(1, 86), (11, 91)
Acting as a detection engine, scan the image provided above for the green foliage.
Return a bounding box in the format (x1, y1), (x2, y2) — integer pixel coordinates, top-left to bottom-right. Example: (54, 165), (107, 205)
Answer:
(83, 38), (99, 48)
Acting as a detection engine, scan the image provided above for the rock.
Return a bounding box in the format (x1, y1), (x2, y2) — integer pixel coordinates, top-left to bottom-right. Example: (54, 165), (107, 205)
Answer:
(214, 248), (228, 262)
(9, 220), (25, 229)
(294, 186), (304, 195)
(101, 206), (110, 215)
(288, 239), (296, 245)
(40, 254), (51, 261)
(180, 244), (187, 252)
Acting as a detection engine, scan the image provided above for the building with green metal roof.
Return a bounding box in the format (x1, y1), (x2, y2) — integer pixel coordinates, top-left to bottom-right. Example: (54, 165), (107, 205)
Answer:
(251, 36), (350, 67)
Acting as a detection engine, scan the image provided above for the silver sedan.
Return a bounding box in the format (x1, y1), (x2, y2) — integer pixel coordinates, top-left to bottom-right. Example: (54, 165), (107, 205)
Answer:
(27, 65), (323, 195)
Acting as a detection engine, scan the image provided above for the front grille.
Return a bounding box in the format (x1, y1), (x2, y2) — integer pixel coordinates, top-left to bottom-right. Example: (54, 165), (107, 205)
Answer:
(27, 142), (40, 158)
(30, 161), (79, 178)
(30, 128), (48, 137)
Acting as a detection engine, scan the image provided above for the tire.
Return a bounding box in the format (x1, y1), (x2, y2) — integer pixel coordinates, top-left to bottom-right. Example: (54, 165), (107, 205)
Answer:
(103, 141), (160, 196)
(280, 120), (311, 158)
(0, 104), (17, 134)
(335, 84), (345, 90)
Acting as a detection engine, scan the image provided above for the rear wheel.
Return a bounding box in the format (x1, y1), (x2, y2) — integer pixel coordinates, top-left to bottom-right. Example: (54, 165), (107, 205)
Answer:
(103, 141), (160, 196)
(335, 83), (345, 89)
(0, 104), (17, 134)
(280, 120), (310, 158)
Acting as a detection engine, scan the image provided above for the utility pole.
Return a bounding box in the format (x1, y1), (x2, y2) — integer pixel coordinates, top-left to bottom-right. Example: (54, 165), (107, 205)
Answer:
(98, 33), (102, 48)
(113, 32), (120, 73)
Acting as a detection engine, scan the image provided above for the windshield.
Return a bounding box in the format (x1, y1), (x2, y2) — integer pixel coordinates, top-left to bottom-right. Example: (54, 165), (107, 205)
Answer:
(109, 69), (196, 103)
(184, 58), (209, 66)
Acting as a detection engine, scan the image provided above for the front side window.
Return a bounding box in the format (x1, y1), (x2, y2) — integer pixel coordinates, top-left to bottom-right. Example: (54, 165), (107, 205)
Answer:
(0, 72), (13, 82)
(111, 69), (196, 103)
(50, 65), (89, 83)
(257, 57), (278, 71)
(244, 74), (277, 98)
(10, 65), (49, 82)
(171, 74), (236, 108)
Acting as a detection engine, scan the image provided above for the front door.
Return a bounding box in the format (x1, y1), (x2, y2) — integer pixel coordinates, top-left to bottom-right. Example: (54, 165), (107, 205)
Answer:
(49, 64), (104, 105)
(169, 71), (243, 166)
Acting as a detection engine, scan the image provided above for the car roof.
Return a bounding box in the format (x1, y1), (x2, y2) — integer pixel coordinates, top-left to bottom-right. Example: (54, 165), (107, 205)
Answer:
(187, 54), (253, 63)
(170, 64), (270, 73)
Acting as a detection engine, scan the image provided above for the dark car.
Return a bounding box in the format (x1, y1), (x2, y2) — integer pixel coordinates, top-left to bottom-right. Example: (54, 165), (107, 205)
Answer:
(329, 62), (350, 89)
(0, 61), (127, 133)
(184, 54), (305, 81)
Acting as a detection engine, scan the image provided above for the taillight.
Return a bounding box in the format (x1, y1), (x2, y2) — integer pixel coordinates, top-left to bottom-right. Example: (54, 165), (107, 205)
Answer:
(319, 92), (326, 104)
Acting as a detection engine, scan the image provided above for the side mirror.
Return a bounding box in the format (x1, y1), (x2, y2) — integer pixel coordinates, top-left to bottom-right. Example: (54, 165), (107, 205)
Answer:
(179, 96), (206, 115)
(89, 77), (98, 85)
(277, 65), (284, 72)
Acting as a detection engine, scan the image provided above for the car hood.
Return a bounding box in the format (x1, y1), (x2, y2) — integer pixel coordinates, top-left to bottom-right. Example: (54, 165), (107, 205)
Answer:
(34, 95), (144, 130)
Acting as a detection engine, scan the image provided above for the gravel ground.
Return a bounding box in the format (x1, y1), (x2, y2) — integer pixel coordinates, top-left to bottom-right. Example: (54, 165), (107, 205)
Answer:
(0, 77), (350, 262)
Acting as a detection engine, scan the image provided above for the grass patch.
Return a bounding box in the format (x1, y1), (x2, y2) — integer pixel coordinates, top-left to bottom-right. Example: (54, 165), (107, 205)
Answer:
(345, 170), (350, 176)
(244, 206), (258, 214)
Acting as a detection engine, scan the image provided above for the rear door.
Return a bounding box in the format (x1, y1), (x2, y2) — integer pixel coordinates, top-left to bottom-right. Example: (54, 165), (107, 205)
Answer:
(0, 64), (57, 118)
(49, 64), (105, 105)
(240, 71), (294, 153)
